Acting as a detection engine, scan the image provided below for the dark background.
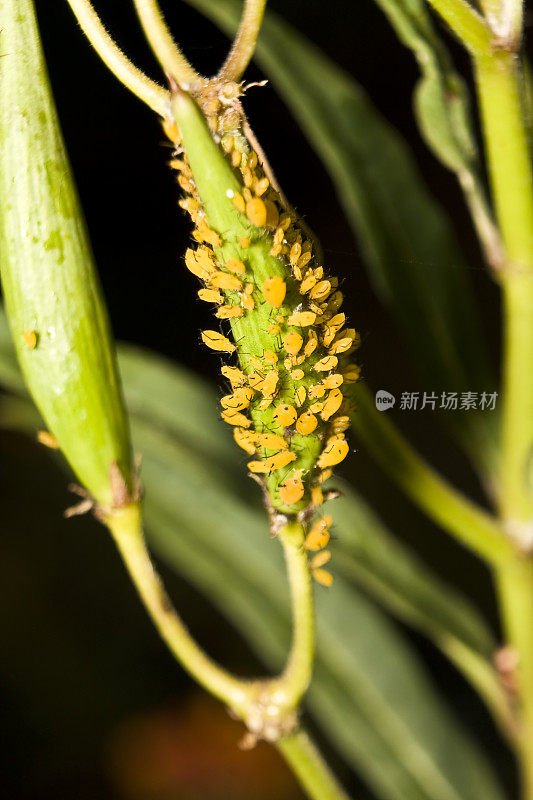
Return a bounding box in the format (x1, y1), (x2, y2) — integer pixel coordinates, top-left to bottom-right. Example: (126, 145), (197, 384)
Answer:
(0, 0), (526, 798)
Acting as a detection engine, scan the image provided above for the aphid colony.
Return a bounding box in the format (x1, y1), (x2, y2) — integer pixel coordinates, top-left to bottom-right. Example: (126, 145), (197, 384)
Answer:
(165, 88), (360, 586)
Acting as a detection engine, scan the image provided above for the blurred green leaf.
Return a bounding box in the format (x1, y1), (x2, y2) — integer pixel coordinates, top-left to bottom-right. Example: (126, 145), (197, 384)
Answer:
(184, 0), (497, 474)
(0, 319), (505, 800)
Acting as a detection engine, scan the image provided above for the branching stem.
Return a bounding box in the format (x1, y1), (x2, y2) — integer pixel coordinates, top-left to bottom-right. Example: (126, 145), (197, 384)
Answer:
(65, 0), (169, 115)
(218, 0), (267, 81)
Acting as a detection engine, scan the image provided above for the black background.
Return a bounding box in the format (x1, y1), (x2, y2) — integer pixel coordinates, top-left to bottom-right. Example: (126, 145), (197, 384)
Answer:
(1, 1), (527, 798)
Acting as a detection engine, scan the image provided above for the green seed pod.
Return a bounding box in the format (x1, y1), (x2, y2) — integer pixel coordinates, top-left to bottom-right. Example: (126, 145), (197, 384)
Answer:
(0, 0), (133, 508)
(169, 86), (359, 514)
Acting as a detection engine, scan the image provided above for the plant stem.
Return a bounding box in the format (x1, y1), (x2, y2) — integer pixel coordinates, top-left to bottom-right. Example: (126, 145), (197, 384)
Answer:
(277, 730), (352, 800)
(348, 384), (514, 565)
(65, 0), (169, 115)
(131, 0), (201, 86)
(474, 46), (533, 800)
(424, 0), (492, 55)
(218, 0), (267, 81)
(275, 522), (315, 707)
(106, 503), (252, 710)
(495, 560), (533, 798)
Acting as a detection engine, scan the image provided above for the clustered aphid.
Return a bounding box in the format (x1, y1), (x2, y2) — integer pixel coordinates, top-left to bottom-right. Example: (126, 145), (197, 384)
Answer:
(165, 84), (361, 585)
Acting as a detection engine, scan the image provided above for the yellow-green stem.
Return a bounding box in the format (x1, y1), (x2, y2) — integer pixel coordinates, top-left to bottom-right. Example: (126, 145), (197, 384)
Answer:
(474, 43), (533, 800)
(106, 503), (251, 709)
(277, 730), (352, 800)
(276, 522), (315, 706)
(65, 0), (168, 115)
(132, 0), (201, 86)
(218, 0), (267, 80)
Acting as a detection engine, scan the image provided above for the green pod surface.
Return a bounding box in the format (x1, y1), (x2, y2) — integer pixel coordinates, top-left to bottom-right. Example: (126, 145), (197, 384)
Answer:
(0, 0), (133, 507)
(170, 88), (359, 514)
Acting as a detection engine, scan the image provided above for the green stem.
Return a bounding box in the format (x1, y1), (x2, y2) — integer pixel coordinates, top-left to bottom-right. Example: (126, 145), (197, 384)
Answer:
(277, 730), (352, 800)
(348, 384), (513, 565)
(217, 0), (267, 81)
(65, 0), (169, 115)
(276, 522), (315, 707)
(424, 0), (492, 55)
(131, 0), (202, 86)
(106, 503), (251, 710)
(473, 46), (533, 800)
(475, 51), (533, 525)
(495, 560), (533, 798)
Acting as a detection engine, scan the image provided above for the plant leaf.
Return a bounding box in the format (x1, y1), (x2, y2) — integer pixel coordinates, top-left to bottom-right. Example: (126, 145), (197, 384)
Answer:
(183, 0), (497, 474)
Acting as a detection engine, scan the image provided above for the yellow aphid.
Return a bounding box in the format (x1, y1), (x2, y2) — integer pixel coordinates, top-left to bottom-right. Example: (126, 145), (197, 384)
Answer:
(283, 331), (304, 355)
(162, 116), (181, 143)
(37, 430), (58, 449)
(305, 516), (332, 551)
(309, 401), (324, 414)
(275, 314), (286, 323)
(234, 427), (257, 454)
(255, 177), (269, 196)
(290, 242), (302, 266)
(311, 486), (324, 507)
(221, 409), (251, 427)
(323, 373), (344, 389)
(296, 411), (318, 435)
(249, 356), (264, 370)
(222, 135), (234, 153)
(185, 248), (214, 281)
(246, 196), (267, 226)
(261, 369), (279, 397)
(331, 415), (350, 434)
(279, 470), (305, 504)
(198, 288), (224, 305)
(231, 149), (242, 167)
(232, 192), (246, 213)
(169, 158), (187, 172)
(309, 384), (327, 399)
(313, 355), (339, 372)
(216, 305), (244, 319)
(226, 257), (246, 274)
(268, 323), (281, 335)
(294, 386), (307, 407)
(284, 356), (295, 370)
(248, 450), (297, 473)
(327, 290), (344, 313)
(304, 331), (318, 357)
(279, 213), (292, 231)
(300, 273), (317, 294)
(287, 311), (316, 327)
(273, 404), (298, 426)
(313, 568), (334, 587)
(311, 550), (331, 569)
(342, 364), (361, 383)
(241, 283), (255, 311)
(262, 276), (286, 307)
(254, 432), (288, 450)
(317, 438), (350, 468)
(23, 329), (37, 350)
(248, 151), (258, 169)
(318, 468), (333, 483)
(201, 330), (235, 353)
(197, 221), (221, 248)
(221, 387), (255, 410)
(329, 337), (355, 355)
(293, 265), (303, 281)
(270, 243), (282, 257)
(248, 373), (265, 390)
(239, 237), (251, 248)
(221, 365), (247, 388)
(178, 173), (195, 194)
(264, 200), (280, 228)
(209, 271), (243, 291)
(259, 397), (273, 410)
(297, 252), (313, 270)
(242, 166), (253, 187)
(321, 388), (344, 421)
(309, 280), (331, 301)
(264, 350), (278, 365)
(291, 368), (305, 380)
